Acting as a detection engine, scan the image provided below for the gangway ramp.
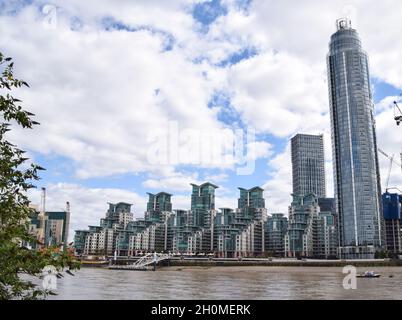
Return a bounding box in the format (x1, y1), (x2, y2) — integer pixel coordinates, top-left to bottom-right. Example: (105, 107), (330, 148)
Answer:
(108, 253), (170, 271)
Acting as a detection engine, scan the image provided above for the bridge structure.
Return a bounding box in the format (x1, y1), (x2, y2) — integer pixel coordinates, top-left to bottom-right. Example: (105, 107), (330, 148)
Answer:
(108, 253), (171, 271)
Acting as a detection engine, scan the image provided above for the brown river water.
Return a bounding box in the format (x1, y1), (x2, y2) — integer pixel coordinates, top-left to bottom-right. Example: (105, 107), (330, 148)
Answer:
(47, 266), (402, 300)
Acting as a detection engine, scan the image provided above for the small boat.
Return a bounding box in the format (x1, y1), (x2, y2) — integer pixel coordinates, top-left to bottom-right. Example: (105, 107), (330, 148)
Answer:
(357, 271), (381, 278)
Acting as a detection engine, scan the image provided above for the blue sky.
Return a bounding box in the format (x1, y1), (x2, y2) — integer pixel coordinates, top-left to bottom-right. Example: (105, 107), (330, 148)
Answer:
(1, 0), (401, 238)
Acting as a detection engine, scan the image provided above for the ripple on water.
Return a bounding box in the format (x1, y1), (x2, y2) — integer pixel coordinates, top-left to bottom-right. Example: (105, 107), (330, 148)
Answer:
(48, 266), (402, 300)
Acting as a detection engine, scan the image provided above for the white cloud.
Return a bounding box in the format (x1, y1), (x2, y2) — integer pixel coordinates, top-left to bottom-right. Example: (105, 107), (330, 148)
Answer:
(219, 0), (402, 91)
(142, 170), (200, 192)
(215, 195), (238, 210)
(2, 5), (228, 180)
(215, 0), (402, 209)
(246, 140), (273, 161)
(225, 51), (328, 137)
(28, 183), (148, 242)
(375, 97), (402, 192)
(264, 97), (402, 217)
(3, 0), (402, 227)
(263, 144), (292, 214)
(203, 172), (228, 183)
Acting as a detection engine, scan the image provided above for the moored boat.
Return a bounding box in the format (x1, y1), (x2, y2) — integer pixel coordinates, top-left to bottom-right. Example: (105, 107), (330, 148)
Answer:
(357, 271), (381, 278)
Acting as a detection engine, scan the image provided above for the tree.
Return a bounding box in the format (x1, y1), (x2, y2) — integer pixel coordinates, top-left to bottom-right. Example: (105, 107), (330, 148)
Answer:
(0, 52), (79, 300)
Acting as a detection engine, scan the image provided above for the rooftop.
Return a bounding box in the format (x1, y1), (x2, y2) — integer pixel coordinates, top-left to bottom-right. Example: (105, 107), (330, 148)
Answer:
(336, 17), (352, 31)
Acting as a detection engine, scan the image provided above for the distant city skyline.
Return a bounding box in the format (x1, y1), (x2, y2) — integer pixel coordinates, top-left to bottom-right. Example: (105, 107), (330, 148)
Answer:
(1, 1), (401, 242)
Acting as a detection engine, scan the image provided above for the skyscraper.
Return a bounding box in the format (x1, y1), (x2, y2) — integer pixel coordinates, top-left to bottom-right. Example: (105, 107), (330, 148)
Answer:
(291, 134), (326, 198)
(327, 18), (383, 259)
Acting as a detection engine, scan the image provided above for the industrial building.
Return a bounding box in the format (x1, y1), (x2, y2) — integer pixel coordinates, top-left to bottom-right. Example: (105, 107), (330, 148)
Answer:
(27, 188), (70, 250)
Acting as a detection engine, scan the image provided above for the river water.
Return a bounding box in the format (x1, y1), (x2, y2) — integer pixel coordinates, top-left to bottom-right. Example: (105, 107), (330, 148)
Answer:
(48, 266), (402, 300)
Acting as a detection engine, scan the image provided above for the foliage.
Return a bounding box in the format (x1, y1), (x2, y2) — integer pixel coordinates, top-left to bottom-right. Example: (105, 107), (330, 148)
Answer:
(0, 52), (79, 300)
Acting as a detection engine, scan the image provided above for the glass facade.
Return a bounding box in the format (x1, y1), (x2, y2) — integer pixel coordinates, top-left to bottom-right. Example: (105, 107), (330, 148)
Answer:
(145, 192), (173, 222)
(318, 198), (335, 214)
(238, 187), (265, 219)
(285, 194), (318, 257)
(327, 19), (383, 257)
(265, 214), (288, 256)
(382, 193), (402, 254)
(291, 134), (326, 198)
(285, 194), (338, 258)
(190, 183), (218, 228)
(383, 193), (402, 220)
(74, 230), (90, 255)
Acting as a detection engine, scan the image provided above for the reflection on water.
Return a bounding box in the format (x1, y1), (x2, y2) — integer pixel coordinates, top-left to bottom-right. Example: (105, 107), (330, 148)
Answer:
(48, 266), (402, 300)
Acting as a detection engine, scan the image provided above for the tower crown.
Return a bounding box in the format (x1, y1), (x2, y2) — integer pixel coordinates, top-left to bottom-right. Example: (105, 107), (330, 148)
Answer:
(336, 17), (352, 31)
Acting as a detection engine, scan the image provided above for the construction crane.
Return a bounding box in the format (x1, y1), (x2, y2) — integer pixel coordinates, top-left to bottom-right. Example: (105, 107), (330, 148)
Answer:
(394, 96), (402, 126)
(378, 148), (402, 192)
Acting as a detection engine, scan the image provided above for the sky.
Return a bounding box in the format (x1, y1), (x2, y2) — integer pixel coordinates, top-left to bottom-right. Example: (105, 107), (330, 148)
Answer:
(0, 0), (401, 241)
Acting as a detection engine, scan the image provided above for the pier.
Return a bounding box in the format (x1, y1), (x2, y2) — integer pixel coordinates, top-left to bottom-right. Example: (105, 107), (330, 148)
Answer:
(108, 253), (171, 271)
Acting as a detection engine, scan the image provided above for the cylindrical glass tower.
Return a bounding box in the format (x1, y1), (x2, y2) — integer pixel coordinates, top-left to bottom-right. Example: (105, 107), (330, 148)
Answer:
(327, 18), (383, 259)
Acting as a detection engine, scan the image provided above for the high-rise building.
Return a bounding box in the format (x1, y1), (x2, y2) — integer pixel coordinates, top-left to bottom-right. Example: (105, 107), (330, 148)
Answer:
(76, 184), (273, 258)
(102, 202), (133, 229)
(189, 183), (219, 252)
(214, 208), (238, 258)
(285, 194), (338, 259)
(285, 194), (319, 258)
(382, 192), (402, 255)
(190, 183), (218, 228)
(191, 183), (218, 210)
(265, 214), (288, 257)
(291, 134), (326, 198)
(236, 187), (267, 256)
(318, 198), (335, 214)
(171, 209), (198, 253)
(28, 207), (70, 249)
(238, 187), (266, 219)
(145, 192), (173, 222)
(314, 212), (339, 259)
(327, 18), (383, 259)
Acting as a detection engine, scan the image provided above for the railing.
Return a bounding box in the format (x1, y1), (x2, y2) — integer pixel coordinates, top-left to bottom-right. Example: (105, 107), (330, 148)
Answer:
(109, 253), (170, 270)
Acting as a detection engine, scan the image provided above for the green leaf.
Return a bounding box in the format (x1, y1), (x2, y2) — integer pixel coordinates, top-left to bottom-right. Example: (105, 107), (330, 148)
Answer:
(0, 50), (80, 300)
